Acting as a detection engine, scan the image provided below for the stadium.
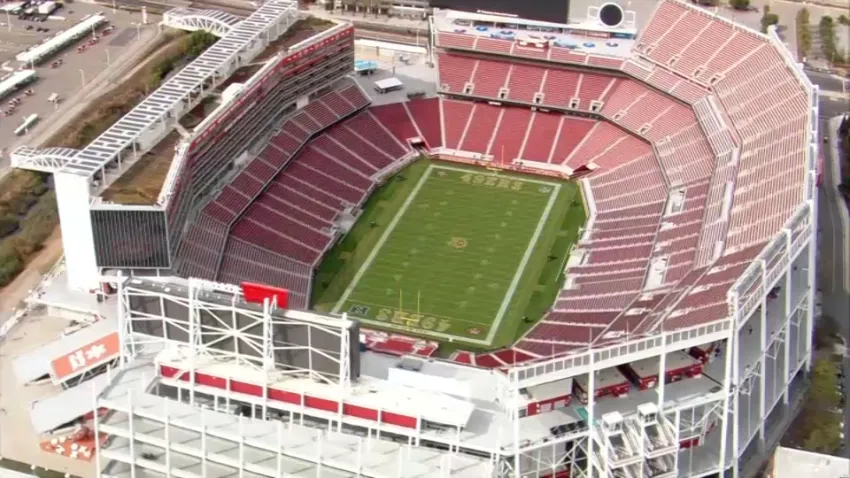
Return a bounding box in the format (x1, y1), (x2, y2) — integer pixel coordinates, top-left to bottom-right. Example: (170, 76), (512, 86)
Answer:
(7, 0), (819, 477)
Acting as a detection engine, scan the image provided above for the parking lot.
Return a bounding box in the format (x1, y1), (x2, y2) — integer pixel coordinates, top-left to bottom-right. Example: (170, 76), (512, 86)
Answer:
(0, 3), (161, 166)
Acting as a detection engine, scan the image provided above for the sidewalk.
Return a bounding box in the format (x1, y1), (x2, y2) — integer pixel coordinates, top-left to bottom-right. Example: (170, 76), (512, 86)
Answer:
(820, 89), (850, 100)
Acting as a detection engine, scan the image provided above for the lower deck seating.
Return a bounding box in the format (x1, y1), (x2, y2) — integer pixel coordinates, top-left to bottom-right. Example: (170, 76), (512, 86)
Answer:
(201, 96), (441, 299)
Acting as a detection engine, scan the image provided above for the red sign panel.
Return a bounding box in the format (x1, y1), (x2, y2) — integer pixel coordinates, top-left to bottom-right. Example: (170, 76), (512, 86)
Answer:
(241, 282), (289, 308)
(50, 332), (120, 382)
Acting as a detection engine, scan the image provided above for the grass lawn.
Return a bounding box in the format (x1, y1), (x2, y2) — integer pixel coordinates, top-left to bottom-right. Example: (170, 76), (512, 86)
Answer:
(312, 159), (585, 350)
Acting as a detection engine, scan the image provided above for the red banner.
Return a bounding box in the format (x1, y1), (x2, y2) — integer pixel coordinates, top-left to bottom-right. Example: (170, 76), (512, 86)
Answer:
(241, 282), (289, 308)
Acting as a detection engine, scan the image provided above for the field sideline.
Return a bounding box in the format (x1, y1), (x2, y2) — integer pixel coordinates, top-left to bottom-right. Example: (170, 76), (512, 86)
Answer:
(312, 159), (585, 351)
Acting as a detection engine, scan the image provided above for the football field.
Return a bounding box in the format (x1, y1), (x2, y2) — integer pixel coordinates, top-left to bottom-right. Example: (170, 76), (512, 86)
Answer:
(327, 162), (577, 346)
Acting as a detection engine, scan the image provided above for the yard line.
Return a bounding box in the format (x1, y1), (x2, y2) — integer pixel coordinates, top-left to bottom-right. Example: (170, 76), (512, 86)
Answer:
(332, 165), (435, 314)
(485, 181), (561, 344)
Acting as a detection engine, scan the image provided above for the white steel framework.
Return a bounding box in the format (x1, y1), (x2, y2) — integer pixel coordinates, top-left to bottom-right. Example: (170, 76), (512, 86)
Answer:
(10, 0), (298, 177)
(163, 8), (244, 37)
(119, 277), (355, 388)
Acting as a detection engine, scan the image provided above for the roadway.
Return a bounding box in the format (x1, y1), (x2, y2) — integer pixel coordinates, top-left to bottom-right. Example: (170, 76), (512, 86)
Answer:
(808, 70), (848, 93)
(818, 109), (850, 458)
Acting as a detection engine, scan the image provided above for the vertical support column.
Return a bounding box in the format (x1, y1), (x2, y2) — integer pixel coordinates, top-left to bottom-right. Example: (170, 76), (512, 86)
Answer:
(117, 277), (130, 366)
(54, 173), (99, 291)
(658, 333), (668, 408)
(338, 313), (351, 433)
(262, 298), (273, 421)
(587, 353), (596, 478)
(717, 311), (736, 474)
(783, 236), (793, 404)
(357, 438), (364, 477)
(512, 371), (522, 478)
(731, 315), (741, 478)
(759, 298), (767, 443)
(673, 409), (681, 475)
(201, 421), (208, 476)
(238, 416), (245, 478)
(804, 202), (816, 372)
(188, 279), (199, 407)
(127, 393), (136, 478)
(276, 421), (284, 477)
(92, 381), (102, 478)
(164, 399), (172, 478)
(316, 431), (324, 475)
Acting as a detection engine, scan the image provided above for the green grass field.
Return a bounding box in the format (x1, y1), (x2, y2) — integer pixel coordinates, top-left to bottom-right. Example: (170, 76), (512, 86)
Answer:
(312, 159), (585, 350)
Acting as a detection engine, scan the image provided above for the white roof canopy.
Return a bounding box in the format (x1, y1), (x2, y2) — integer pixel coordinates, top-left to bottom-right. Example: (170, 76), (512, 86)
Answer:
(374, 77), (403, 90)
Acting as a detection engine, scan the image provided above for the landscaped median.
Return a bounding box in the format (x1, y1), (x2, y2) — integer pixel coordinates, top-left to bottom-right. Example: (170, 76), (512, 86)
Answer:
(839, 115), (850, 199)
(781, 316), (846, 454)
(0, 30), (218, 288)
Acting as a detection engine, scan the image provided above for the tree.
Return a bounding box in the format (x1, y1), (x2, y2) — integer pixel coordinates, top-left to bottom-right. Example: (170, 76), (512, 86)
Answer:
(760, 6), (779, 33)
(818, 16), (845, 64)
(839, 14), (850, 26)
(730, 0), (750, 10)
(796, 9), (813, 58)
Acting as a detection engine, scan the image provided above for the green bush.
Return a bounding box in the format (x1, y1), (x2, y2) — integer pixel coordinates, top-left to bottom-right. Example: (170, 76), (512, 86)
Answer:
(0, 242), (24, 287)
(799, 358), (844, 453)
(0, 214), (20, 238)
(181, 30), (218, 59)
(761, 6), (780, 33)
(146, 31), (217, 91)
(13, 192), (58, 258)
(0, 170), (48, 217)
(730, 0), (750, 10)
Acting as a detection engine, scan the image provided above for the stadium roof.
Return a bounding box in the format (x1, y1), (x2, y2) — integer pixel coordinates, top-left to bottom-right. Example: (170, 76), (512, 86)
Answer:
(13, 317), (118, 384)
(98, 357), (495, 477)
(29, 372), (111, 434)
(771, 447), (850, 478)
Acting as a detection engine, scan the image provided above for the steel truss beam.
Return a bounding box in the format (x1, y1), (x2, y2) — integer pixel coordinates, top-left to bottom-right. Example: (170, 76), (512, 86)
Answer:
(163, 8), (244, 37)
(119, 277), (351, 386)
